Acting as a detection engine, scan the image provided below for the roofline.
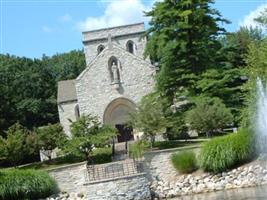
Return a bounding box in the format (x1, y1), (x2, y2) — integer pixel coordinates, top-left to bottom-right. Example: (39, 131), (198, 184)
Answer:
(82, 31), (146, 43)
(57, 79), (76, 84)
(82, 22), (144, 34)
(58, 99), (77, 104)
(76, 43), (156, 82)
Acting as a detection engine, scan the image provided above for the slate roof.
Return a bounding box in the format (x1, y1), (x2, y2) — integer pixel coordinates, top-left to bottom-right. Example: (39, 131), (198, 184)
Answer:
(57, 79), (77, 103)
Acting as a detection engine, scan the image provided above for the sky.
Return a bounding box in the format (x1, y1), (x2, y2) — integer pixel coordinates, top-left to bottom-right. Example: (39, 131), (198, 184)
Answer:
(1, 0), (267, 59)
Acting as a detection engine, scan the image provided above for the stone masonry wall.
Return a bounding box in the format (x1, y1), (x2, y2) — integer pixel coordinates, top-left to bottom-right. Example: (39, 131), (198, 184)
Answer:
(82, 23), (146, 65)
(82, 23), (144, 42)
(83, 33), (147, 65)
(48, 162), (151, 200)
(76, 45), (155, 123)
(143, 147), (200, 183)
(58, 101), (78, 137)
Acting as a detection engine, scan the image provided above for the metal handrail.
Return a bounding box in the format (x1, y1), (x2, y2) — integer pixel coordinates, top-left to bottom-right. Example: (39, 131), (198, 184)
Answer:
(86, 159), (143, 182)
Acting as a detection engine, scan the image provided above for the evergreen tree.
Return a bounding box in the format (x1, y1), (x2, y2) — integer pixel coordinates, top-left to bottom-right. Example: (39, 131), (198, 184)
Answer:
(145, 0), (229, 101)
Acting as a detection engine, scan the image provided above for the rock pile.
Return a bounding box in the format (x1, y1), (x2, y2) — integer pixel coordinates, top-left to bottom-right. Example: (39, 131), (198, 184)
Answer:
(45, 192), (85, 200)
(151, 164), (267, 199)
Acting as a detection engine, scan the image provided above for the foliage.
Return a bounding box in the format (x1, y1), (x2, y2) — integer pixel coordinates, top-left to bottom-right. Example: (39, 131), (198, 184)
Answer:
(186, 97), (233, 137)
(145, 0), (228, 100)
(171, 150), (198, 174)
(0, 50), (86, 134)
(0, 123), (38, 167)
(245, 39), (267, 83)
(153, 140), (200, 150)
(63, 115), (117, 160)
(255, 8), (267, 27)
(144, 0), (251, 133)
(36, 123), (67, 160)
(91, 147), (112, 164)
(21, 147), (112, 170)
(196, 67), (246, 125)
(199, 129), (255, 173)
(241, 39), (267, 127)
(128, 93), (167, 147)
(129, 140), (147, 159)
(0, 169), (58, 200)
(220, 26), (264, 67)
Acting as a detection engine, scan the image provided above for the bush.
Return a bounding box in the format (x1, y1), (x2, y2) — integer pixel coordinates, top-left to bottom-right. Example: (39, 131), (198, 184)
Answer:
(199, 129), (255, 173)
(129, 140), (147, 159)
(0, 169), (58, 200)
(91, 147), (112, 164)
(186, 97), (233, 137)
(37, 123), (67, 161)
(171, 150), (198, 173)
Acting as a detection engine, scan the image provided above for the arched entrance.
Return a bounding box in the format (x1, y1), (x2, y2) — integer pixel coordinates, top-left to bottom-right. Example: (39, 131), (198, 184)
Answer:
(103, 98), (136, 142)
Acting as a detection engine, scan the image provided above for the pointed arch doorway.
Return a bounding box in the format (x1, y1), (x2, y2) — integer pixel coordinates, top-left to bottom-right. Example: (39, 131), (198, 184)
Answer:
(103, 97), (136, 142)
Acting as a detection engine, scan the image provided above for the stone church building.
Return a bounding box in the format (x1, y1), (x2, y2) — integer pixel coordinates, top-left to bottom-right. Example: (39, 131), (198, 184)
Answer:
(57, 22), (156, 142)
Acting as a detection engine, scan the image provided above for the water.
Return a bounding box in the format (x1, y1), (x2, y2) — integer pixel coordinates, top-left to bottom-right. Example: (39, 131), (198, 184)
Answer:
(256, 78), (267, 154)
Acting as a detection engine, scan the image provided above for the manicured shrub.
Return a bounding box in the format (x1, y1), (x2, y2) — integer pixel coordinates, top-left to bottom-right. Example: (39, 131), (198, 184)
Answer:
(171, 150), (198, 173)
(91, 147), (112, 164)
(0, 169), (58, 200)
(199, 129), (255, 173)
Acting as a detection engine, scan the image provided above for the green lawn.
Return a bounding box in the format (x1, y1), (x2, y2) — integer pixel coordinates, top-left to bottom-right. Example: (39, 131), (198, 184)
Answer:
(20, 147), (112, 170)
(19, 140), (204, 170)
(152, 140), (203, 150)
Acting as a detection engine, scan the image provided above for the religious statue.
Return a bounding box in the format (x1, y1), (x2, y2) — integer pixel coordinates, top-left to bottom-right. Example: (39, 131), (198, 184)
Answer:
(111, 61), (120, 84)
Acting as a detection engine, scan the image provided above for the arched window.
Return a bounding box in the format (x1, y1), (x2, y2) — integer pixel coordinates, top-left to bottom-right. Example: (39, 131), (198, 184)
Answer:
(74, 105), (80, 120)
(97, 45), (105, 54)
(126, 40), (135, 54)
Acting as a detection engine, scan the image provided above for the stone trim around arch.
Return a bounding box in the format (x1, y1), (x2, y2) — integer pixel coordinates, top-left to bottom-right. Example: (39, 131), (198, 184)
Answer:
(103, 97), (136, 126)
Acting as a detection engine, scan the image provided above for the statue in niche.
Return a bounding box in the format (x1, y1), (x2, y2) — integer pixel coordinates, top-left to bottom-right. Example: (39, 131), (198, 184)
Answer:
(111, 61), (120, 84)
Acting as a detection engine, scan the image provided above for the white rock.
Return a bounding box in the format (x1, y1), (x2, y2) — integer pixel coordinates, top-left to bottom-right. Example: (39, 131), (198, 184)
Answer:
(204, 177), (210, 183)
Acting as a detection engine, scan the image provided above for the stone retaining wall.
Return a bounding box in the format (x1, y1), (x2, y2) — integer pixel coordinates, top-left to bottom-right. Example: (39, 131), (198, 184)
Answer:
(143, 146), (200, 183)
(47, 161), (150, 200)
(47, 146), (267, 200)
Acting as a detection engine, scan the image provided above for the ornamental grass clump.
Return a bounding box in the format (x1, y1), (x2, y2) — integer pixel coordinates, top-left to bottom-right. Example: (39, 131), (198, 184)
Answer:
(199, 129), (255, 173)
(0, 169), (58, 200)
(171, 150), (198, 174)
(129, 140), (147, 159)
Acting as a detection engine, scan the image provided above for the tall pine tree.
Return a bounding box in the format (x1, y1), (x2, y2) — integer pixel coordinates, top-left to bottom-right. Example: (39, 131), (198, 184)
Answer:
(145, 0), (229, 102)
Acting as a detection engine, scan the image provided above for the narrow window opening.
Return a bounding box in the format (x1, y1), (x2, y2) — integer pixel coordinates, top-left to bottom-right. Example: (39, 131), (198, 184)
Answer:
(126, 41), (135, 54)
(97, 45), (105, 54)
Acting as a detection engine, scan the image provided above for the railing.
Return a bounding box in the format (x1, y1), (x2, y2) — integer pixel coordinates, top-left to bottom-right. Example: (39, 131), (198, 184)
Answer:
(85, 159), (144, 182)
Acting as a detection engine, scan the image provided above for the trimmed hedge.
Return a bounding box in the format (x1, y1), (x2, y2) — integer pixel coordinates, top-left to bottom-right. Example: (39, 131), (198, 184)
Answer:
(0, 169), (58, 200)
(199, 129), (255, 173)
(91, 147), (112, 164)
(171, 150), (198, 174)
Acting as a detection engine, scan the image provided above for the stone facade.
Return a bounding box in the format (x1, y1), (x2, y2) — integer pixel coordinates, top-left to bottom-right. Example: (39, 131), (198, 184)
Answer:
(82, 23), (147, 64)
(76, 45), (155, 124)
(57, 22), (155, 137)
(57, 101), (78, 137)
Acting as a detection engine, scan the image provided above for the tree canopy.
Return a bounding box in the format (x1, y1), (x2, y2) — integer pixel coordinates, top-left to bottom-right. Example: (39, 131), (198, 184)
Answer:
(128, 93), (167, 146)
(145, 0), (228, 100)
(0, 50), (86, 134)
